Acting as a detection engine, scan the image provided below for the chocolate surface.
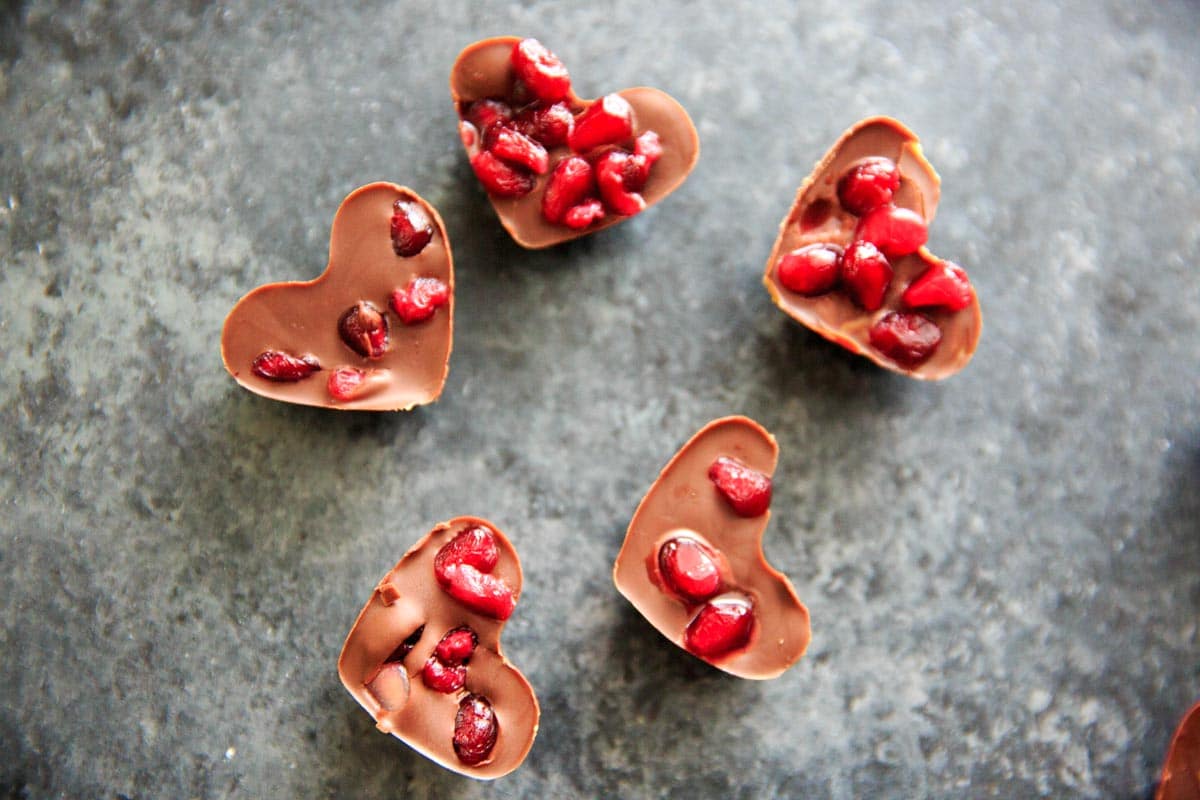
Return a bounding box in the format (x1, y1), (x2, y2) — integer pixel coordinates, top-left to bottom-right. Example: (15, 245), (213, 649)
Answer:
(338, 517), (538, 780)
(613, 416), (810, 679)
(450, 36), (699, 249)
(762, 117), (982, 380)
(221, 182), (453, 410)
(1158, 702), (1200, 800)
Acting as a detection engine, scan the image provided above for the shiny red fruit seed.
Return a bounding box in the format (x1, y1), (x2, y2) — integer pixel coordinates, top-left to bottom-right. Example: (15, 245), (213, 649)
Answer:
(251, 350), (320, 382)
(435, 627), (479, 665)
(776, 243), (842, 296)
(569, 94), (634, 153)
(434, 526), (501, 581)
(464, 98), (513, 134)
(454, 694), (499, 766)
(511, 38), (572, 103)
(685, 596), (755, 658)
(841, 240), (893, 311)
(438, 562), (515, 620)
(513, 102), (575, 148)
(837, 156), (901, 216)
(658, 535), (723, 604)
(708, 456), (772, 517)
(470, 151), (535, 198)
(541, 156), (596, 225)
(563, 198), (606, 229)
(854, 205), (927, 258)
(390, 199), (434, 257)
(390, 277), (450, 325)
(421, 656), (467, 693)
(484, 125), (550, 175)
(902, 261), (973, 312)
(327, 367), (366, 402)
(595, 150), (647, 216)
(869, 311), (943, 367)
(337, 301), (389, 359)
(633, 130), (663, 165)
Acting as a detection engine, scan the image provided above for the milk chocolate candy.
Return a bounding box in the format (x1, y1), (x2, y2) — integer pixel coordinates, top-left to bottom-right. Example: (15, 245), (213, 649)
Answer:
(338, 517), (538, 779)
(451, 36), (699, 248)
(221, 182), (453, 410)
(1158, 701), (1200, 800)
(763, 117), (982, 379)
(613, 416), (810, 679)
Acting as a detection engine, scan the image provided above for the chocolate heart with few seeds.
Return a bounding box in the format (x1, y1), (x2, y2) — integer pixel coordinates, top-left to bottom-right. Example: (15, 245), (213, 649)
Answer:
(763, 117), (982, 380)
(221, 182), (453, 410)
(338, 517), (539, 780)
(613, 416), (811, 680)
(451, 36), (700, 249)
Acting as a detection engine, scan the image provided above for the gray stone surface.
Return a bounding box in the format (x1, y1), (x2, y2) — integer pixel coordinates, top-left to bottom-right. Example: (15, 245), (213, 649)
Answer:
(2, 1), (1198, 797)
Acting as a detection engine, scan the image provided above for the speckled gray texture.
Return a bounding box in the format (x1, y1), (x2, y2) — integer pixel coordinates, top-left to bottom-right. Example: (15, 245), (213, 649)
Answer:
(1, 1), (1198, 798)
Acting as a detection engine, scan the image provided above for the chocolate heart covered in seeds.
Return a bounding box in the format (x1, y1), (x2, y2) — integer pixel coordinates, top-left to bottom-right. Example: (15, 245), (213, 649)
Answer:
(763, 117), (982, 379)
(338, 517), (538, 779)
(451, 36), (699, 249)
(613, 416), (811, 679)
(221, 182), (453, 410)
(1157, 701), (1200, 800)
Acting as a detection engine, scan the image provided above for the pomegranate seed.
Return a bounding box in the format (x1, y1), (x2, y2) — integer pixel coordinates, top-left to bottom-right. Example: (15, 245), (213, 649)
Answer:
(453, 694), (499, 766)
(463, 98), (513, 134)
(633, 130), (663, 165)
(337, 301), (389, 359)
(390, 277), (450, 325)
(511, 38), (572, 103)
(390, 199), (434, 257)
(327, 367), (367, 402)
(512, 102), (575, 148)
(869, 312), (942, 367)
(708, 456), (772, 517)
(251, 350), (320, 382)
(437, 562), (516, 620)
(854, 205), (927, 258)
(469, 151), (535, 198)
(902, 261), (973, 312)
(837, 156), (901, 216)
(365, 662), (410, 711)
(841, 240), (893, 311)
(435, 627), (479, 665)
(595, 150), (647, 216)
(422, 656), (467, 693)
(685, 596), (755, 658)
(484, 125), (550, 175)
(383, 626), (425, 664)
(434, 526), (500, 581)
(563, 198), (606, 229)
(569, 94), (634, 153)
(658, 535), (723, 604)
(776, 243), (842, 296)
(542, 156), (595, 225)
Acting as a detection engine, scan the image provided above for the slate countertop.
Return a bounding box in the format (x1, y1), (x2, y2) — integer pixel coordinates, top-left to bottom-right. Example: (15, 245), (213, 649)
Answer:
(2, 2), (1198, 798)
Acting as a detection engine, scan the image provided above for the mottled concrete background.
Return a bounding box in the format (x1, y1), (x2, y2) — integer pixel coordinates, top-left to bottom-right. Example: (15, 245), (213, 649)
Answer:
(2, 1), (1198, 798)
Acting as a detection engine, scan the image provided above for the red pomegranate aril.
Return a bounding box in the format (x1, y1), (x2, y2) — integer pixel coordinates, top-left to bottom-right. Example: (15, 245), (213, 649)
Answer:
(854, 205), (928, 258)
(337, 301), (389, 359)
(685, 596), (755, 658)
(658, 536), (723, 604)
(902, 261), (973, 312)
(841, 240), (894, 311)
(390, 276), (450, 325)
(438, 562), (516, 620)
(869, 312), (942, 367)
(327, 367), (366, 402)
(511, 38), (571, 103)
(633, 130), (663, 165)
(484, 125), (550, 175)
(470, 151), (535, 198)
(837, 156), (901, 216)
(708, 456), (772, 517)
(454, 694), (499, 766)
(563, 198), (605, 229)
(251, 350), (320, 382)
(596, 150), (647, 216)
(776, 243), (842, 296)
(569, 94), (634, 153)
(434, 526), (501, 582)
(422, 656), (467, 693)
(435, 627), (479, 665)
(464, 98), (513, 134)
(390, 199), (434, 257)
(513, 102), (575, 148)
(541, 156), (595, 225)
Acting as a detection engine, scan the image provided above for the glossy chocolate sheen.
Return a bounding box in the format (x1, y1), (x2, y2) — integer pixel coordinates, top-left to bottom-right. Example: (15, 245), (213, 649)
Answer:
(221, 183), (453, 410)
(762, 117), (982, 380)
(1158, 702), (1200, 800)
(338, 517), (538, 780)
(451, 36), (699, 249)
(613, 417), (810, 679)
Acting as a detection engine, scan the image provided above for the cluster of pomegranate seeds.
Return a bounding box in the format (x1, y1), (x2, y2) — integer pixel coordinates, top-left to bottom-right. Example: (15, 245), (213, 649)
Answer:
(390, 276), (450, 325)
(658, 535), (723, 604)
(390, 200), (434, 257)
(708, 456), (773, 518)
(338, 301), (390, 359)
(461, 38), (664, 229)
(422, 626), (479, 694)
(684, 595), (755, 658)
(434, 526), (516, 620)
(454, 693), (499, 766)
(251, 350), (321, 382)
